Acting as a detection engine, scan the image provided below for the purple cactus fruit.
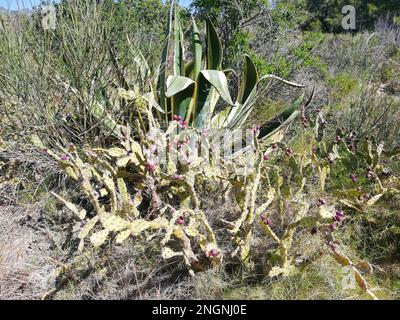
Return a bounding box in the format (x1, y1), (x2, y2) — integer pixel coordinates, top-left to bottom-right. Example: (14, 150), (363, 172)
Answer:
(285, 148), (293, 156)
(172, 174), (184, 181)
(260, 214), (272, 226)
(146, 162), (156, 172)
(334, 210), (344, 222)
(336, 210), (344, 217)
(178, 120), (188, 130)
(173, 115), (182, 121)
(60, 155), (70, 161)
(263, 154), (270, 161)
(334, 215), (344, 222)
(271, 144), (278, 150)
(176, 217), (185, 225)
(329, 223), (337, 231)
(209, 249), (219, 257)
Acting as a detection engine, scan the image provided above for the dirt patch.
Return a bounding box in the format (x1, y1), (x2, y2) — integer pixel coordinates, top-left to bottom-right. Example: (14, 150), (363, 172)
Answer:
(0, 205), (56, 300)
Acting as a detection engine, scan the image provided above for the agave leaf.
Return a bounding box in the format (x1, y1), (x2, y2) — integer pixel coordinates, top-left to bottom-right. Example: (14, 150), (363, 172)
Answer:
(174, 3), (185, 76)
(158, 0), (175, 114)
(237, 55), (259, 105)
(263, 75), (307, 88)
(194, 70), (234, 128)
(206, 18), (222, 70)
(185, 60), (195, 79)
(211, 105), (231, 128)
(259, 86), (315, 141)
(166, 76), (195, 97)
(191, 17), (202, 81)
(200, 70), (233, 105)
(227, 75), (308, 131)
(166, 76), (196, 120)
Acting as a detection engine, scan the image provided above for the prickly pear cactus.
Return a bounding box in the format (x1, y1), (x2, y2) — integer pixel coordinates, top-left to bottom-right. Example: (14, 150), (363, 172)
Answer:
(50, 122), (224, 275)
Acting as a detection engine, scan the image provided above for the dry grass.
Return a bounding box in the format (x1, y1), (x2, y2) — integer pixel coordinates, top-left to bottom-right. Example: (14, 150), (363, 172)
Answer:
(0, 204), (55, 300)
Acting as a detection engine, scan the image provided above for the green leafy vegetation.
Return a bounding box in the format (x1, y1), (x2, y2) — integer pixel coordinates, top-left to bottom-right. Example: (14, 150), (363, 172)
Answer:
(0, 0), (399, 300)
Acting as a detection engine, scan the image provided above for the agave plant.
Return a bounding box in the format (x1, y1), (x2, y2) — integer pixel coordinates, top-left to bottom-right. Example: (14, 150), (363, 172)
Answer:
(158, 0), (314, 144)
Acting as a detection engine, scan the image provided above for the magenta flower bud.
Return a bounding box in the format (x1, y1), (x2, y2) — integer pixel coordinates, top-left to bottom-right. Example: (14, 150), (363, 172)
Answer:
(173, 115), (182, 121)
(271, 144), (278, 150)
(317, 199), (326, 206)
(263, 154), (270, 161)
(350, 174), (357, 183)
(171, 207), (177, 213)
(209, 249), (219, 257)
